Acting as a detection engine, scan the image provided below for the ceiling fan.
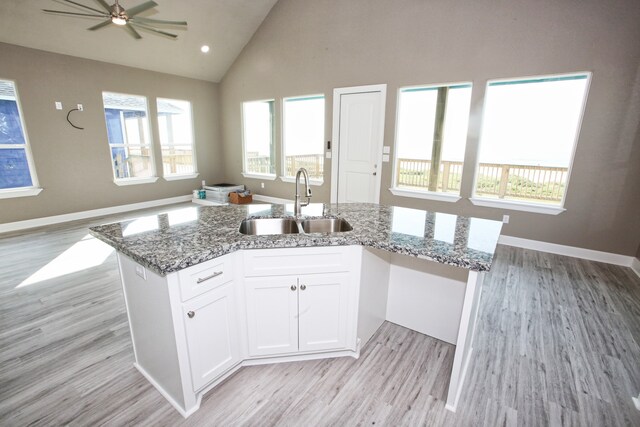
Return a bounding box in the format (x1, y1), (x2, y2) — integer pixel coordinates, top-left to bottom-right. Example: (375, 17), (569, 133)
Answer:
(42, 0), (187, 40)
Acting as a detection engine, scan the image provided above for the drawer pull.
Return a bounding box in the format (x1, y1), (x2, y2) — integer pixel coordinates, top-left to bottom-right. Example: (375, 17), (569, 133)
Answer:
(196, 271), (223, 284)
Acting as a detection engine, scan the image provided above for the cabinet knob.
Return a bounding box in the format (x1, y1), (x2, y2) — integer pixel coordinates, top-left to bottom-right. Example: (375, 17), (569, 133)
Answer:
(290, 285), (297, 291)
(187, 311), (195, 318)
(300, 284), (307, 290)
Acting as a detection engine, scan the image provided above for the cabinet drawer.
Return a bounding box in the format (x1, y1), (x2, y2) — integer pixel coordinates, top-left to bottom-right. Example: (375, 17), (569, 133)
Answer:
(243, 247), (351, 277)
(178, 255), (231, 301)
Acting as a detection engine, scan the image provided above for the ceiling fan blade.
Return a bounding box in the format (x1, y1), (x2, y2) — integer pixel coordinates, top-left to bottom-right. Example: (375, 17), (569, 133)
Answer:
(130, 22), (177, 39)
(93, 0), (112, 12)
(125, 1), (158, 17)
(87, 19), (112, 30)
(43, 9), (107, 18)
(123, 24), (143, 39)
(131, 17), (187, 26)
(61, 0), (105, 14)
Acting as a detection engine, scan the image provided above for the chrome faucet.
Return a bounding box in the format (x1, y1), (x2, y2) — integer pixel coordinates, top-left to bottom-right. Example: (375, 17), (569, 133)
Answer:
(294, 167), (312, 216)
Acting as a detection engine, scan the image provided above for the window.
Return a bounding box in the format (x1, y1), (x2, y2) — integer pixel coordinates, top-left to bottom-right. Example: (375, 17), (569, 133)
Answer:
(102, 92), (156, 183)
(242, 99), (275, 178)
(156, 98), (196, 179)
(282, 95), (324, 182)
(0, 79), (40, 197)
(472, 73), (590, 212)
(392, 83), (472, 200)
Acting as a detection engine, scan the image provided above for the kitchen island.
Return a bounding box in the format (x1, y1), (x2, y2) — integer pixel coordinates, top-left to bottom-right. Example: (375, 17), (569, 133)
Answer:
(90, 203), (502, 417)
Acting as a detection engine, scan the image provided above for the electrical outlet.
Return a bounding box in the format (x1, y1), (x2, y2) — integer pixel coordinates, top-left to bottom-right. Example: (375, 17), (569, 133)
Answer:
(135, 265), (146, 280)
(55, 101), (62, 110)
(503, 215), (510, 224)
(77, 104), (83, 111)
(325, 151), (332, 159)
(261, 182), (265, 189)
(382, 154), (390, 162)
(383, 146), (391, 154)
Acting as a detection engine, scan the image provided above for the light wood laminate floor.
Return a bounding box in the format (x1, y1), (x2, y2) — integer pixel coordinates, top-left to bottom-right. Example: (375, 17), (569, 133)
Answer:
(1, 204), (639, 426)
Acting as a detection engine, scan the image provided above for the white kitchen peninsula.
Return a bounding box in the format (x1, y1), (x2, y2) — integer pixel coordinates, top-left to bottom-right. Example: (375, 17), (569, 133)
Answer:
(90, 203), (502, 418)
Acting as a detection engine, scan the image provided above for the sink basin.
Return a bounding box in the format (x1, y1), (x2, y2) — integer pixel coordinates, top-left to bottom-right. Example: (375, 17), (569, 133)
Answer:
(301, 218), (353, 233)
(239, 218), (300, 235)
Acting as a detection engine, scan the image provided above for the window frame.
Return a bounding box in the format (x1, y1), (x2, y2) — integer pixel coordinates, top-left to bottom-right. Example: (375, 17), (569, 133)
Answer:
(469, 72), (592, 215)
(0, 78), (42, 199)
(241, 98), (277, 180)
(389, 81), (473, 203)
(280, 94), (325, 185)
(156, 97), (199, 181)
(102, 91), (158, 186)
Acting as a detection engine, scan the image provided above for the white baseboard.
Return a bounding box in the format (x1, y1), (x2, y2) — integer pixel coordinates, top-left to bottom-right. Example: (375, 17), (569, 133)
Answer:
(631, 257), (640, 279)
(252, 194), (293, 204)
(499, 235), (639, 277)
(134, 363), (200, 418)
(0, 195), (192, 234)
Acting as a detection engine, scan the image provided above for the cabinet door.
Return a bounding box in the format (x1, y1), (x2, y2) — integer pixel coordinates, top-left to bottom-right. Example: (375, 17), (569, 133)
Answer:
(245, 276), (299, 357)
(183, 282), (240, 391)
(298, 273), (350, 352)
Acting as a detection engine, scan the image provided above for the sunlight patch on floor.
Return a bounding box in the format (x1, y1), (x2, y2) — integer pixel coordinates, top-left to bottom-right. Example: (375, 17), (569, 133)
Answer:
(17, 234), (114, 288)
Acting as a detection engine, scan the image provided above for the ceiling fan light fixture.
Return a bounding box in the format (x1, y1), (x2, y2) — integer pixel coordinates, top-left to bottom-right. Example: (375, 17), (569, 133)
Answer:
(111, 16), (127, 25)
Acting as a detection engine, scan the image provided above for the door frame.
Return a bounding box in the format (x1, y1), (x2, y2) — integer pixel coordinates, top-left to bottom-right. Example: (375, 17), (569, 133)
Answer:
(330, 84), (387, 203)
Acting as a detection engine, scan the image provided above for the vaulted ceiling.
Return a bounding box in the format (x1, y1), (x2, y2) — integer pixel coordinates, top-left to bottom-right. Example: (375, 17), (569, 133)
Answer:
(0, 0), (279, 82)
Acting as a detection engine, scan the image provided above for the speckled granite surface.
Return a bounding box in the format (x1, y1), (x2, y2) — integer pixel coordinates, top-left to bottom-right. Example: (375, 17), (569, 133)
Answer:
(89, 203), (503, 276)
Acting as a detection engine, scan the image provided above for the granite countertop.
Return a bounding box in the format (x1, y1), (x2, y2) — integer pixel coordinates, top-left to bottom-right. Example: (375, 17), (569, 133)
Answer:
(89, 203), (503, 276)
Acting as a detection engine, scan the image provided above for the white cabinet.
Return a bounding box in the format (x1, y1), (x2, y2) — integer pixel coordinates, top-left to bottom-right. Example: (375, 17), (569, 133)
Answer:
(244, 276), (299, 356)
(298, 273), (350, 352)
(182, 281), (241, 390)
(244, 270), (352, 357)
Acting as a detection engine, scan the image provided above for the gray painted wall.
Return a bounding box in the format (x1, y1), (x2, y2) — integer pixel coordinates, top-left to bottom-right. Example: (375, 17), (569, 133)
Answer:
(0, 43), (223, 224)
(219, 0), (640, 256)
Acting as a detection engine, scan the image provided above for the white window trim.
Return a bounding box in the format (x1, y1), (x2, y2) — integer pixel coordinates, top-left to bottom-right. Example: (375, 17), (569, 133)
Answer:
(0, 187), (43, 199)
(470, 71), (592, 212)
(241, 172), (277, 180)
(281, 94), (325, 182)
(389, 187), (461, 202)
(241, 98), (276, 178)
(163, 173), (199, 181)
(470, 197), (566, 215)
(102, 91), (158, 182)
(279, 176), (324, 186)
(157, 98), (198, 178)
(114, 177), (159, 186)
(0, 79), (41, 193)
(391, 81), (472, 198)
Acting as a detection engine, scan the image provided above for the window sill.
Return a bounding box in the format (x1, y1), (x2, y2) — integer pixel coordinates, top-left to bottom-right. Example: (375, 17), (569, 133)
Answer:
(389, 187), (461, 203)
(279, 176), (324, 186)
(241, 172), (277, 181)
(163, 173), (199, 181)
(0, 187), (43, 199)
(114, 177), (159, 186)
(469, 198), (566, 215)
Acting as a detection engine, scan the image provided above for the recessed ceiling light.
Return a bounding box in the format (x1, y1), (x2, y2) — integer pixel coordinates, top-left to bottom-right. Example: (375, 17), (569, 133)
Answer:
(200, 45), (210, 53)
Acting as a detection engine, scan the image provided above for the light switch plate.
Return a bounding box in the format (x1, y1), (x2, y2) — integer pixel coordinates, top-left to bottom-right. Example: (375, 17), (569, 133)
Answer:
(55, 101), (62, 110)
(383, 146), (391, 154)
(382, 154), (390, 162)
(325, 152), (332, 159)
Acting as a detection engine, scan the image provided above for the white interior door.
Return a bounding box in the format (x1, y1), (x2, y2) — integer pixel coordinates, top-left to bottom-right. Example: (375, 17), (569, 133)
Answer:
(331, 85), (386, 203)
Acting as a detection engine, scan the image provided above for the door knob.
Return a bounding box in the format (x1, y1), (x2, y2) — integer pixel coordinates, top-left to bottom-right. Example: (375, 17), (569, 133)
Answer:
(187, 311), (195, 318)
(290, 285), (297, 291)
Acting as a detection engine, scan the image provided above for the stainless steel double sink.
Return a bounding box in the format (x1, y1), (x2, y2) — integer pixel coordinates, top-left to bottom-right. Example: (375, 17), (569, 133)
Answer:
(239, 217), (352, 236)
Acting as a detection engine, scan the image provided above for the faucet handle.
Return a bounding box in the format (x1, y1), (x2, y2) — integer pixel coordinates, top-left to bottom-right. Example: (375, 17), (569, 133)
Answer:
(306, 187), (312, 197)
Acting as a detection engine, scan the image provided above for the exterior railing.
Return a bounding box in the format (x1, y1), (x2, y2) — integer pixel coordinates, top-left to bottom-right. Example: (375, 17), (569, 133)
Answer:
(396, 158), (568, 202)
(246, 154), (324, 179)
(284, 154), (323, 179)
